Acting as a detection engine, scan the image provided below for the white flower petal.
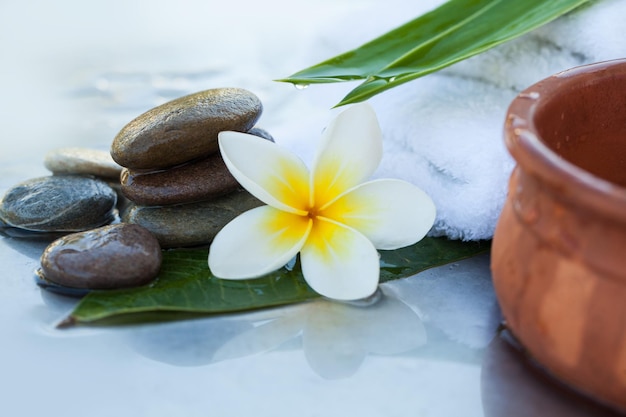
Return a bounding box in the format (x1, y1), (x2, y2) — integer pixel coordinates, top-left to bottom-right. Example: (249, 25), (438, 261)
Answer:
(311, 103), (383, 207)
(218, 131), (310, 214)
(209, 205), (311, 278)
(300, 217), (379, 300)
(302, 319), (366, 379)
(320, 179), (436, 250)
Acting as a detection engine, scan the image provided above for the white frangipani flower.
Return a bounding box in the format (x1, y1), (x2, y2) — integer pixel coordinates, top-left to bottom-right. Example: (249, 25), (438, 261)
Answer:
(208, 103), (436, 300)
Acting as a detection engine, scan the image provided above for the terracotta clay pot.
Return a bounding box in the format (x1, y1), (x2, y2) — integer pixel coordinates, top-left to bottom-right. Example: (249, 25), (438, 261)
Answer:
(491, 59), (626, 413)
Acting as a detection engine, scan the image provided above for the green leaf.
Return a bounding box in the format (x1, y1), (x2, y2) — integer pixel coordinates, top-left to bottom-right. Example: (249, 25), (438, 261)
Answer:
(64, 237), (489, 326)
(277, 0), (591, 107)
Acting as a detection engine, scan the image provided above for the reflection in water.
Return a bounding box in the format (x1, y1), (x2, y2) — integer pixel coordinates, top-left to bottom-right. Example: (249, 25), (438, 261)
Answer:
(125, 255), (499, 380)
(0, 234), (54, 261)
(214, 288), (426, 379)
(127, 317), (254, 367)
(481, 332), (623, 417)
(127, 287), (426, 378)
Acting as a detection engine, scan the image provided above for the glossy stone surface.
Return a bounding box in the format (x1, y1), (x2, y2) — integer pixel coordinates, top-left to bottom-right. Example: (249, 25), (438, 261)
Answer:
(44, 147), (123, 179)
(121, 152), (239, 206)
(0, 176), (117, 232)
(122, 189), (263, 248)
(111, 88), (262, 170)
(39, 223), (162, 289)
(247, 126), (274, 142)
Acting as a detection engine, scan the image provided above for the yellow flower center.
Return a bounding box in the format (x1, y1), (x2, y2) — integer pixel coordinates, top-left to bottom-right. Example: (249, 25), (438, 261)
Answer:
(305, 205), (321, 220)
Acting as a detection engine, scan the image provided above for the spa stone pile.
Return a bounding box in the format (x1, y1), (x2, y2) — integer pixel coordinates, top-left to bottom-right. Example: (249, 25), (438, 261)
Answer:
(0, 149), (164, 291)
(0, 87), (269, 293)
(111, 87), (266, 248)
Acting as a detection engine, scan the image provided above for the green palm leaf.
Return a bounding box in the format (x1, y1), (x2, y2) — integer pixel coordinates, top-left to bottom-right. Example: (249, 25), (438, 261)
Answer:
(63, 237), (489, 326)
(278, 0), (590, 107)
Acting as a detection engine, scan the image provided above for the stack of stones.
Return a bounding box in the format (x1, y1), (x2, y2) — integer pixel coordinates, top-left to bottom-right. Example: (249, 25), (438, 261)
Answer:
(0, 87), (270, 293)
(110, 87), (267, 248)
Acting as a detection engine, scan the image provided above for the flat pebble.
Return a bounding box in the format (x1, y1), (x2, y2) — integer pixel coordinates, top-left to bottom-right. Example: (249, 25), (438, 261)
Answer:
(44, 147), (123, 179)
(0, 176), (117, 232)
(39, 223), (162, 289)
(111, 88), (262, 170)
(122, 189), (263, 248)
(120, 153), (240, 206)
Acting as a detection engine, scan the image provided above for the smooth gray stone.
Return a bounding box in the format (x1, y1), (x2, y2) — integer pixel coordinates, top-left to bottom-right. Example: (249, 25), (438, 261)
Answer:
(44, 147), (123, 179)
(0, 176), (117, 232)
(39, 223), (162, 289)
(111, 88), (262, 170)
(122, 189), (263, 248)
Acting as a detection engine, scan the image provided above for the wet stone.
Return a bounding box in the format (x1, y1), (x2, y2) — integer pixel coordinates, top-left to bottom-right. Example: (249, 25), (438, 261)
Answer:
(120, 127), (274, 206)
(111, 88), (263, 170)
(122, 189), (263, 248)
(120, 153), (240, 206)
(39, 223), (162, 290)
(247, 126), (274, 142)
(0, 226), (66, 240)
(44, 147), (123, 179)
(0, 176), (117, 232)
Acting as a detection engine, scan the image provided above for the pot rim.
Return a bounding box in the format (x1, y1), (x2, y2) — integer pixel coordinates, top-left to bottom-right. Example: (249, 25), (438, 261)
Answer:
(505, 58), (626, 221)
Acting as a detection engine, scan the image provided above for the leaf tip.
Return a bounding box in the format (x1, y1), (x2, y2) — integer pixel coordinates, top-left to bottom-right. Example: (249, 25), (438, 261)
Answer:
(56, 315), (77, 329)
(273, 77), (294, 84)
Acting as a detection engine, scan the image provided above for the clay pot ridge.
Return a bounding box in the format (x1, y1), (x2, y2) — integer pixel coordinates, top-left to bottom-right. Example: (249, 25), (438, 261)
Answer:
(504, 59), (626, 282)
(493, 59), (626, 413)
(505, 59), (626, 223)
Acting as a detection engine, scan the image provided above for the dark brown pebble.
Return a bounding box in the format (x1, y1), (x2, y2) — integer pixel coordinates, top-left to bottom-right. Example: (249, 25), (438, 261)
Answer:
(40, 223), (162, 289)
(120, 153), (240, 206)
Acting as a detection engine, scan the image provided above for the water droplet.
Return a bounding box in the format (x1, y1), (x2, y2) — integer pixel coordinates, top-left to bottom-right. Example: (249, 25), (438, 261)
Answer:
(519, 91), (540, 100)
(507, 114), (526, 129)
(389, 76), (397, 82)
(513, 185), (540, 225)
(284, 256), (297, 271)
(294, 83), (309, 90)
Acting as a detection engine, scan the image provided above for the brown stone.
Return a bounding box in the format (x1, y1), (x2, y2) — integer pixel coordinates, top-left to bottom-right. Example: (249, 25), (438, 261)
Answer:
(121, 154), (239, 206)
(40, 223), (162, 289)
(110, 88), (262, 170)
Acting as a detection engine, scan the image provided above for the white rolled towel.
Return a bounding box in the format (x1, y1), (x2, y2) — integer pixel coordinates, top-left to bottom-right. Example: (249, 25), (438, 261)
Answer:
(288, 0), (626, 240)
